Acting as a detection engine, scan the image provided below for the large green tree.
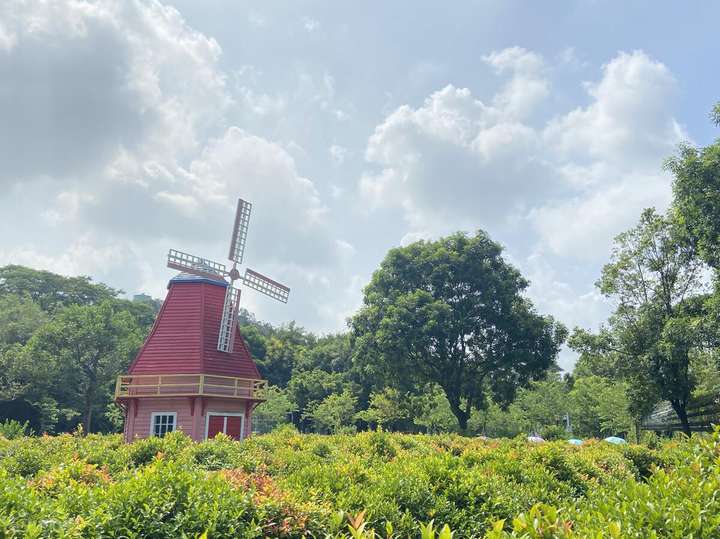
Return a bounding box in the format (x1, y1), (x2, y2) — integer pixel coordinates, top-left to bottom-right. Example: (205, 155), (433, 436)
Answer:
(572, 209), (706, 435)
(24, 301), (146, 433)
(351, 231), (567, 431)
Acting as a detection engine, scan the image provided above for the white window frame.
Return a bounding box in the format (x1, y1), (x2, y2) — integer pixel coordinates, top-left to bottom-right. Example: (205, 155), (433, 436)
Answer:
(204, 412), (245, 440)
(150, 411), (177, 437)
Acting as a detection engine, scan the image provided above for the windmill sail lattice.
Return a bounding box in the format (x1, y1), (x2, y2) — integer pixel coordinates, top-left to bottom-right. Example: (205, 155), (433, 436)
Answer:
(229, 199), (252, 264)
(217, 285), (240, 353)
(166, 197), (290, 353)
(242, 269), (290, 303)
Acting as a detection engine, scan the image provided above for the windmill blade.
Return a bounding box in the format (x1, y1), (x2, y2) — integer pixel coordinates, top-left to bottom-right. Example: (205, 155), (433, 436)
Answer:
(228, 198), (252, 264)
(217, 284), (240, 353)
(242, 268), (290, 303)
(167, 249), (227, 279)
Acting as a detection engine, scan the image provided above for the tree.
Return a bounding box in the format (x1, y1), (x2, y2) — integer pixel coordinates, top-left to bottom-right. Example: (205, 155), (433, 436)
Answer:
(568, 376), (632, 438)
(413, 386), (461, 434)
(306, 390), (357, 433)
(355, 387), (410, 429)
(595, 382), (633, 437)
(253, 323), (315, 388)
(295, 334), (353, 373)
(513, 376), (569, 434)
(573, 209), (706, 435)
(712, 101), (720, 126)
(690, 349), (720, 400)
(0, 265), (118, 312)
(669, 103), (720, 269)
(256, 336), (297, 387)
(470, 400), (527, 438)
(287, 369), (347, 431)
(25, 301), (145, 433)
(253, 386), (296, 432)
(0, 295), (46, 351)
(351, 231), (567, 431)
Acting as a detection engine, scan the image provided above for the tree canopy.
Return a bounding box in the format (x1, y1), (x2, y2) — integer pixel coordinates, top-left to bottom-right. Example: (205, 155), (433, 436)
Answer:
(670, 103), (720, 269)
(0, 266), (154, 432)
(350, 231), (567, 430)
(0, 265), (118, 312)
(571, 208), (708, 434)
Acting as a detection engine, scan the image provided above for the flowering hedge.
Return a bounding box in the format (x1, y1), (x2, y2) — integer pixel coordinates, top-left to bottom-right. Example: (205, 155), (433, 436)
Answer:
(0, 427), (716, 537)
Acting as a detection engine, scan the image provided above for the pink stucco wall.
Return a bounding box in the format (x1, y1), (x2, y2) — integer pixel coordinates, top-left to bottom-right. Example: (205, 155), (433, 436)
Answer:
(124, 397), (252, 442)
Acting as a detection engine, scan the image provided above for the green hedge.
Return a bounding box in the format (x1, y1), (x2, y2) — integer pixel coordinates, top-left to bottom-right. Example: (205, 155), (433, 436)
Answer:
(0, 428), (716, 538)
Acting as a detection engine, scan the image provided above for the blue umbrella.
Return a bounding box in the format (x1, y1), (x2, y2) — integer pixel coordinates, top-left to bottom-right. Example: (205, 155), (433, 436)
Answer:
(568, 438), (583, 446)
(527, 435), (545, 443)
(604, 436), (627, 445)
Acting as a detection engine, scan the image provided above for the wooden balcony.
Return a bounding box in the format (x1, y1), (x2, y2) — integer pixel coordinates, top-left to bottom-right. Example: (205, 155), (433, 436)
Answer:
(115, 374), (267, 400)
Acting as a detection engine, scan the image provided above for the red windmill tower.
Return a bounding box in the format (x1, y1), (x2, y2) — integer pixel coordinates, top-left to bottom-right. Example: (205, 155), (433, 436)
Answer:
(116, 198), (290, 442)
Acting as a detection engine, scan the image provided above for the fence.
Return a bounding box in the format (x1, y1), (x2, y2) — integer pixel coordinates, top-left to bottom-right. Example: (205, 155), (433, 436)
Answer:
(641, 395), (720, 433)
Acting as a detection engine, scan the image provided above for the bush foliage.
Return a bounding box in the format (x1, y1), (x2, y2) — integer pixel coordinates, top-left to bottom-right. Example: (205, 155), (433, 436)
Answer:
(0, 429), (717, 537)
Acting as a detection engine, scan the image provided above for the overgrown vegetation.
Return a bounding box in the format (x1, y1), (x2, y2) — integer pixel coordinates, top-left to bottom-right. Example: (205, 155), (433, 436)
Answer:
(0, 428), (717, 537)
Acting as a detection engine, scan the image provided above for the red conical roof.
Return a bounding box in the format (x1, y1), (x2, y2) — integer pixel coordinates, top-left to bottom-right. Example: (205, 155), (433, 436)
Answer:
(128, 274), (261, 379)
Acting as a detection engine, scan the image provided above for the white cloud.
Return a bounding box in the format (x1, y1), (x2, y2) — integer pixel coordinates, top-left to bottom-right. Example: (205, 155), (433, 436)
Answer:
(0, 236), (138, 284)
(544, 51), (685, 168)
(361, 80), (556, 233)
(359, 48), (686, 357)
(248, 12), (266, 28)
(533, 50), (686, 257)
(0, 0), (706, 369)
(0, 0), (229, 185)
(482, 47), (549, 119)
(0, 21), (16, 51)
(361, 49), (684, 261)
(41, 191), (94, 225)
(530, 171), (673, 258)
(0, 0), (357, 334)
(183, 127), (339, 266)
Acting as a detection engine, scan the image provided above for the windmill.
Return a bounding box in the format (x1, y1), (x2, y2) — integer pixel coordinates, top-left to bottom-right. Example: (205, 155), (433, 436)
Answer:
(166, 198), (290, 353)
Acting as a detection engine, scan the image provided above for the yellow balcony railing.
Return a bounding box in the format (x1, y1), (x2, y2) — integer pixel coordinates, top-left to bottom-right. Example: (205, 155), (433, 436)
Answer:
(115, 374), (267, 400)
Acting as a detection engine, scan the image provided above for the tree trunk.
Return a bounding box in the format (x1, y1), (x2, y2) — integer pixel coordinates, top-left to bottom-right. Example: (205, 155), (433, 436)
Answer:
(670, 400), (691, 436)
(83, 388), (94, 435)
(447, 398), (469, 432)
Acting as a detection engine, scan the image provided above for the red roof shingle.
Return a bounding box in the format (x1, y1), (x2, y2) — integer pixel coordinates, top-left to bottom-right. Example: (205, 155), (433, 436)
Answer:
(128, 275), (261, 379)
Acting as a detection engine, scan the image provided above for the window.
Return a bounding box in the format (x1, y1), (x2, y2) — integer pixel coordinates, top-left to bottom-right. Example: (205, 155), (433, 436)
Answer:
(151, 412), (176, 437)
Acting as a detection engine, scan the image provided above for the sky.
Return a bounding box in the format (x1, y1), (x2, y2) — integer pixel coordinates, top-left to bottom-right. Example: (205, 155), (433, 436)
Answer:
(0, 1), (718, 370)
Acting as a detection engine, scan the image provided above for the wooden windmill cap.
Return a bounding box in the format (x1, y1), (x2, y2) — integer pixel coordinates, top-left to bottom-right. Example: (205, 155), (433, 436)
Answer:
(127, 274), (260, 379)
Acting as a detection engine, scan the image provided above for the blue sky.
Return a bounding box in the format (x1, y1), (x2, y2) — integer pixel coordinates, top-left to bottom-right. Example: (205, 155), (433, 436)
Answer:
(0, 1), (717, 369)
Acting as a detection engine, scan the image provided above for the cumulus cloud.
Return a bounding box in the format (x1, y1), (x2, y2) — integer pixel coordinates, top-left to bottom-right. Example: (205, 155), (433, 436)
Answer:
(544, 51), (684, 169)
(482, 47), (549, 119)
(533, 50), (686, 257)
(0, 0), (355, 333)
(361, 79), (557, 233)
(359, 48), (687, 347)
(0, 0), (699, 360)
(0, 0), (228, 184)
(361, 49), (685, 259)
(183, 127), (340, 266)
